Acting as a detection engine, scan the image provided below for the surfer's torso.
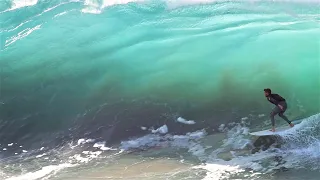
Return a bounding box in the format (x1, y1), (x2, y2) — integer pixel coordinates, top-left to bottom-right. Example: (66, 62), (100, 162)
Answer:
(266, 93), (285, 105)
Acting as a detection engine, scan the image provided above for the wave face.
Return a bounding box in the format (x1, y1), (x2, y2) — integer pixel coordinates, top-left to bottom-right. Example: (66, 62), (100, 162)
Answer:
(0, 0), (319, 148)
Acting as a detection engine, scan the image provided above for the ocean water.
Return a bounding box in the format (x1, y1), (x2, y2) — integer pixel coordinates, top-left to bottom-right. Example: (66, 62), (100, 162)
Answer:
(0, 0), (320, 179)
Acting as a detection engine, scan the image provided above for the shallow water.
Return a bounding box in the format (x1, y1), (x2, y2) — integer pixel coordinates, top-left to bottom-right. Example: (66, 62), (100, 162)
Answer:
(1, 114), (320, 180)
(52, 157), (198, 180)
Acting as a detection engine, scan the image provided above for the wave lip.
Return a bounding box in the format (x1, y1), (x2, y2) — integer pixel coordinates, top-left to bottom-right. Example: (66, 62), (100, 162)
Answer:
(81, 0), (143, 14)
(1, 0), (38, 13)
(12, 0), (38, 9)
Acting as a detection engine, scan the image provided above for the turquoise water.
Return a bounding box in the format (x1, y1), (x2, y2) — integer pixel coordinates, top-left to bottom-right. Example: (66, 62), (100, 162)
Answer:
(1, 1), (319, 140)
(0, 0), (320, 179)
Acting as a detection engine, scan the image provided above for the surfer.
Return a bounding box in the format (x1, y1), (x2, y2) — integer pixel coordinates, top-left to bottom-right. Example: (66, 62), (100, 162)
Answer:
(264, 88), (294, 132)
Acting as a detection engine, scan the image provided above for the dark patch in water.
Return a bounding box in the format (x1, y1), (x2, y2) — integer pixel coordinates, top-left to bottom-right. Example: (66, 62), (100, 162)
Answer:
(251, 135), (284, 153)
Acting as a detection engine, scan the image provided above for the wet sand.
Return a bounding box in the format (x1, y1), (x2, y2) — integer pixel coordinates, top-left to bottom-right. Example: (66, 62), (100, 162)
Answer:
(52, 156), (201, 180)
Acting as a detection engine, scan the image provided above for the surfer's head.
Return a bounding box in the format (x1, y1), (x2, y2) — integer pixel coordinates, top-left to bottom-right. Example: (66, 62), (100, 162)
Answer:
(264, 88), (271, 96)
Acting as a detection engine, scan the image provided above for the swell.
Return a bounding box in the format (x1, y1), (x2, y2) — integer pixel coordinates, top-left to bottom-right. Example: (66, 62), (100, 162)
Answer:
(0, 0), (319, 151)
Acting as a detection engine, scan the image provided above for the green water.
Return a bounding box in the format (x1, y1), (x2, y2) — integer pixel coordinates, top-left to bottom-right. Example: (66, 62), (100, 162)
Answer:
(0, 1), (319, 140)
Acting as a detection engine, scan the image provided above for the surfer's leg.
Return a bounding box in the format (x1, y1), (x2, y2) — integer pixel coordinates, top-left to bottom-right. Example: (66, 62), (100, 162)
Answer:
(270, 111), (277, 132)
(270, 113), (275, 126)
(270, 108), (279, 127)
(270, 106), (281, 131)
(279, 112), (294, 127)
(278, 112), (291, 124)
(278, 102), (294, 126)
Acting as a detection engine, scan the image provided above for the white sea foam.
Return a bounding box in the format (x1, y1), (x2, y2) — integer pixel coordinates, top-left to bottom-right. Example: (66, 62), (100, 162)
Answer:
(36, 153), (46, 158)
(151, 124), (168, 134)
(5, 25), (41, 47)
(3, 142), (125, 180)
(10, 0), (38, 11)
(71, 151), (102, 163)
(120, 129), (207, 156)
(218, 124), (226, 132)
(77, 139), (86, 145)
(77, 138), (95, 145)
(53, 11), (68, 18)
(93, 141), (117, 151)
(81, 0), (143, 14)
(5, 163), (75, 180)
(193, 163), (246, 180)
(241, 117), (248, 121)
(177, 117), (196, 125)
(165, 0), (217, 9)
(120, 134), (164, 150)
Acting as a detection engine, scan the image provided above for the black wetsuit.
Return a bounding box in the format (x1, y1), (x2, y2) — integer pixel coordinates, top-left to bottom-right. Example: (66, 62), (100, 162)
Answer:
(266, 94), (292, 126)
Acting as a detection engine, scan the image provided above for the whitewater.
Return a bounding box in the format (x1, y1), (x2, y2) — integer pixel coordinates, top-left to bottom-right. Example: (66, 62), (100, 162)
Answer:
(0, 0), (319, 180)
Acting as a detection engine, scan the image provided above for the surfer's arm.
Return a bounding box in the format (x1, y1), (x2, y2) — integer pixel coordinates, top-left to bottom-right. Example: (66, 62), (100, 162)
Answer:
(278, 104), (284, 110)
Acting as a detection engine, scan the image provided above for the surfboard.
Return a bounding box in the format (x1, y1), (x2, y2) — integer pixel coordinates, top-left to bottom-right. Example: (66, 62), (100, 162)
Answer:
(249, 126), (292, 136)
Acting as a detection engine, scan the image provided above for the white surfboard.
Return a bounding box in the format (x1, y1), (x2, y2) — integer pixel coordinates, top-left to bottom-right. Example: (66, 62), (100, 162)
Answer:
(249, 126), (292, 136)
